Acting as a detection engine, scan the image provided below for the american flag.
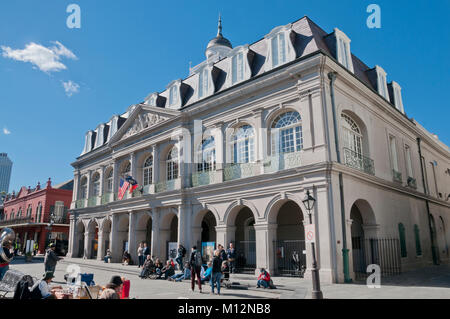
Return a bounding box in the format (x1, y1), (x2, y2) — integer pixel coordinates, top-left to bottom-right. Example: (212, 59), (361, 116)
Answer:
(118, 178), (130, 200)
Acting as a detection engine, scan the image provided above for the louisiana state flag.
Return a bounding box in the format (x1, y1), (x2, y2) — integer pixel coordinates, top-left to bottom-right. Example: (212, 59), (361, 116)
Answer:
(125, 175), (139, 194)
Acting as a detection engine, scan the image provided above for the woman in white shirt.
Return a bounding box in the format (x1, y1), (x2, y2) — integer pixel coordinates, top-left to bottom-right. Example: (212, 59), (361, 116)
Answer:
(31, 271), (62, 299)
(137, 242), (144, 268)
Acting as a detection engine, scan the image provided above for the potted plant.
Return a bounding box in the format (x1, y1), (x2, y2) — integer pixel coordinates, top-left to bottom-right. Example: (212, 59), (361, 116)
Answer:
(25, 251), (33, 262)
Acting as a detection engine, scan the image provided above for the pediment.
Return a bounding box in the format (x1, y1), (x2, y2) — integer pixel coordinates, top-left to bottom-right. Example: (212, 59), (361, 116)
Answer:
(111, 104), (180, 143)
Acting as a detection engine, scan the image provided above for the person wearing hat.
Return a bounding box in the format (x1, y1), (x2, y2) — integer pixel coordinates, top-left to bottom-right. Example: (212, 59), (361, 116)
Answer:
(44, 243), (63, 274)
(99, 276), (123, 299)
(30, 271), (63, 299)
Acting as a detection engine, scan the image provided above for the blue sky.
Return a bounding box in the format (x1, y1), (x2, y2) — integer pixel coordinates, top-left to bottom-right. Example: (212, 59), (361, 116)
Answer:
(0, 0), (449, 193)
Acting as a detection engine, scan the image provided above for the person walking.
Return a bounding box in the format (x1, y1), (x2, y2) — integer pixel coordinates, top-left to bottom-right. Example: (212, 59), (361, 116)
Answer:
(210, 250), (223, 295)
(189, 246), (203, 293)
(175, 244), (186, 271)
(44, 243), (62, 275)
(217, 244), (227, 262)
(137, 243), (144, 268)
(226, 242), (236, 274)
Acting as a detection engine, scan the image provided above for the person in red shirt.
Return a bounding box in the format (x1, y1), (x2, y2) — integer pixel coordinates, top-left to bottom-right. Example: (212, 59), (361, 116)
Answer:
(256, 268), (271, 288)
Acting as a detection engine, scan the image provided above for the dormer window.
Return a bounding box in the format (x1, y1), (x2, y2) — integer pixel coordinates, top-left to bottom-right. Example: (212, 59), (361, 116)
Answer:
(375, 66), (389, 101)
(264, 24), (295, 71)
(167, 80), (182, 109)
(94, 124), (106, 149)
(198, 68), (210, 99)
(232, 52), (244, 84)
(228, 45), (251, 87)
(391, 81), (404, 113)
(334, 28), (354, 73)
(271, 33), (286, 67)
(81, 130), (95, 155)
(169, 86), (178, 106)
(145, 93), (158, 107)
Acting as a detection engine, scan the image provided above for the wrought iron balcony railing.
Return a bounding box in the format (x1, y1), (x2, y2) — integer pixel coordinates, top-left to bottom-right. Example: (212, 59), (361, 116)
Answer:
(155, 179), (178, 193)
(101, 192), (115, 205)
(88, 196), (99, 207)
(393, 169), (402, 183)
(264, 151), (302, 174)
(407, 176), (417, 189)
(223, 163), (260, 182)
(343, 148), (375, 175)
(0, 217), (32, 226)
(192, 170), (218, 187)
(75, 199), (86, 209)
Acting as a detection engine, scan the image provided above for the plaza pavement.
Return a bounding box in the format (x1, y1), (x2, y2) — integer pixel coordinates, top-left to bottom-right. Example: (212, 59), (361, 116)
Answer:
(7, 256), (450, 299)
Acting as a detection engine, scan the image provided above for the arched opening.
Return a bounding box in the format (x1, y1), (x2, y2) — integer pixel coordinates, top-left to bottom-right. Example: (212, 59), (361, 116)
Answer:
(430, 215), (441, 263)
(200, 211), (217, 262)
(233, 207), (256, 273)
(101, 218), (112, 258)
(136, 214), (152, 253)
(75, 221), (85, 258)
(117, 215), (129, 256)
(160, 211), (178, 261)
(438, 216), (449, 258)
(88, 220), (99, 259)
(274, 201), (305, 276)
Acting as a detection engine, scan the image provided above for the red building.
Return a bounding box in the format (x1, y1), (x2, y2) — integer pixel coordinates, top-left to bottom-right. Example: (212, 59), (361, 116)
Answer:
(0, 178), (73, 255)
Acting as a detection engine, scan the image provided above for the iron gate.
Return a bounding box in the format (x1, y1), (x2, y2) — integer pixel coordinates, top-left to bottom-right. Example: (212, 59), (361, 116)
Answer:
(352, 237), (401, 281)
(274, 240), (306, 276)
(235, 241), (256, 273)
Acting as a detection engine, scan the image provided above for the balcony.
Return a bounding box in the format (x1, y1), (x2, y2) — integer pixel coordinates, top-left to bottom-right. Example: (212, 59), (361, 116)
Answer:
(101, 192), (115, 205)
(264, 151), (302, 174)
(223, 163), (260, 182)
(75, 199), (86, 209)
(155, 178), (179, 193)
(88, 196), (100, 207)
(192, 170), (219, 187)
(407, 176), (417, 189)
(0, 217), (33, 226)
(393, 169), (402, 183)
(343, 148), (375, 175)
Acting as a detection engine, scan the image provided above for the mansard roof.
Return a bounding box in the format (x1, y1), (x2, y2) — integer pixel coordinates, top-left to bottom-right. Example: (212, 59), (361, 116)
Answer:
(77, 15), (423, 158)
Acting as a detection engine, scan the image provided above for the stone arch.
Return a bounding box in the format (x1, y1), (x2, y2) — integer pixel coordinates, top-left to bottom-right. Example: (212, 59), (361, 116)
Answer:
(85, 219), (99, 259)
(136, 212), (153, 248)
(159, 209), (178, 261)
(223, 199), (259, 226)
(264, 192), (304, 223)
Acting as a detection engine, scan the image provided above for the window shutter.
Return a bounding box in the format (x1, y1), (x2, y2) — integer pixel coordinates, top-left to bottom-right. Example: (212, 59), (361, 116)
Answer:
(398, 223), (407, 257)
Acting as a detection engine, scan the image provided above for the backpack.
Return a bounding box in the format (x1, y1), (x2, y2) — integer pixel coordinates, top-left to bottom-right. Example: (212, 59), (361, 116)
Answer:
(13, 276), (34, 300)
(194, 250), (203, 267)
(181, 246), (187, 257)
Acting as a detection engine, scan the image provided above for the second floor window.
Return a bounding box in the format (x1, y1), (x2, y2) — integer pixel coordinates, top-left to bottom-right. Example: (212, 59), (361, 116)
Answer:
(197, 137), (216, 172)
(389, 135), (399, 172)
(271, 111), (303, 155)
(143, 156), (153, 186)
(167, 147), (179, 181)
(92, 173), (100, 196)
(80, 177), (87, 199)
(232, 125), (255, 164)
(341, 114), (362, 157)
(106, 169), (113, 193)
(405, 145), (413, 178)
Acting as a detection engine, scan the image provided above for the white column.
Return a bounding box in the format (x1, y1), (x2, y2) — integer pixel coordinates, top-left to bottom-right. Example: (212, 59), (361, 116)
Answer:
(151, 208), (160, 258)
(84, 231), (90, 259)
(214, 123), (225, 183)
(128, 211), (138, 264)
(177, 203), (191, 249)
(71, 171), (80, 208)
(109, 214), (120, 262)
(152, 145), (158, 185)
(215, 225), (236, 248)
(130, 152), (137, 178)
(67, 215), (76, 257)
(254, 223), (277, 275)
(112, 160), (119, 198)
(99, 165), (105, 198)
(97, 231), (104, 261)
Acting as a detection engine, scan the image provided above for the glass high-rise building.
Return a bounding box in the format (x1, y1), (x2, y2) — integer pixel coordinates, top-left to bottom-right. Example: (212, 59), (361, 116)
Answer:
(0, 153), (13, 200)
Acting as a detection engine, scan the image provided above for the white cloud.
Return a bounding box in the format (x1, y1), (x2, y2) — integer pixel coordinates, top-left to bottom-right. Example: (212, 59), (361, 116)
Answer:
(3, 127), (11, 135)
(1, 41), (77, 73)
(62, 80), (80, 97)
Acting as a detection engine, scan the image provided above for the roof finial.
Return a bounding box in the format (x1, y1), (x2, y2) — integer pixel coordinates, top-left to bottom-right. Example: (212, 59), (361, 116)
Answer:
(217, 13), (223, 37)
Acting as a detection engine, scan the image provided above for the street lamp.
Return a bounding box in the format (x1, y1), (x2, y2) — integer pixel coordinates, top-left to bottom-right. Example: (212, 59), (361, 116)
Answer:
(302, 189), (323, 299)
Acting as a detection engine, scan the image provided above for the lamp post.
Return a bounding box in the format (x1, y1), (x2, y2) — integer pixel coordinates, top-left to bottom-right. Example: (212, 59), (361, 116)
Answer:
(302, 189), (323, 299)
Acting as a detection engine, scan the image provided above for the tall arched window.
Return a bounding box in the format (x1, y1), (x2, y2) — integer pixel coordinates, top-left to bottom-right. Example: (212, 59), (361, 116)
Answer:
(197, 136), (216, 172)
(271, 111), (303, 154)
(167, 147), (179, 181)
(36, 202), (42, 223)
(80, 177), (88, 199)
(232, 125), (255, 164)
(10, 209), (14, 220)
(17, 208), (22, 219)
(92, 173), (100, 196)
(341, 113), (363, 156)
(414, 224), (422, 256)
(398, 223), (407, 258)
(105, 168), (113, 193)
(122, 161), (131, 176)
(143, 156), (153, 186)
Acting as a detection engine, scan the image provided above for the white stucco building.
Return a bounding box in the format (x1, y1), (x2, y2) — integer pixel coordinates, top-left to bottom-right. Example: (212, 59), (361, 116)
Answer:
(67, 16), (450, 283)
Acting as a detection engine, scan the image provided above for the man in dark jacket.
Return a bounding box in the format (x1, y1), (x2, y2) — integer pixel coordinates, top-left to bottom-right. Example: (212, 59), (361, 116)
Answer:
(189, 246), (203, 293)
(175, 244), (186, 271)
(44, 243), (62, 274)
(217, 244), (227, 262)
(226, 242), (237, 274)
